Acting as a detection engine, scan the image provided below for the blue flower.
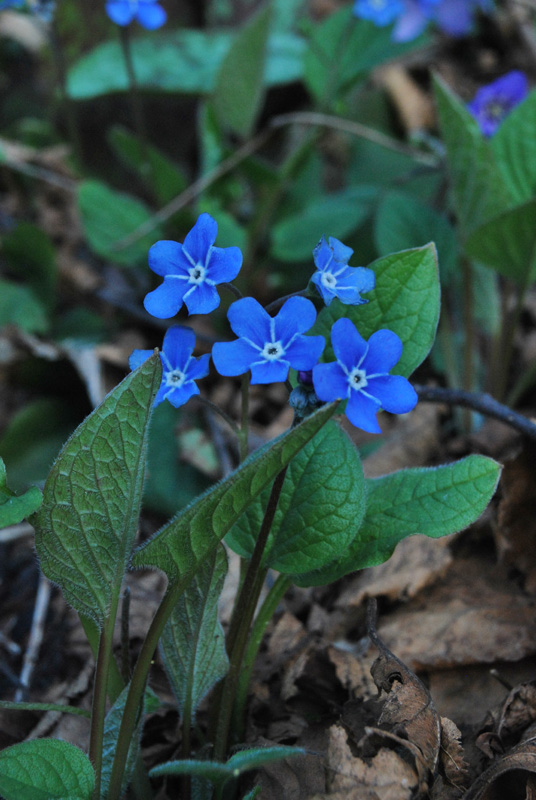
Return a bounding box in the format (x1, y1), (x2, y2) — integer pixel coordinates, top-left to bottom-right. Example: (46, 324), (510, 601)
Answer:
(129, 326), (210, 408)
(144, 213), (243, 318)
(106, 0), (166, 29)
(312, 236), (375, 307)
(0, 0), (26, 9)
(313, 318), (417, 433)
(353, 0), (491, 41)
(353, 0), (405, 26)
(467, 71), (529, 137)
(212, 297), (325, 385)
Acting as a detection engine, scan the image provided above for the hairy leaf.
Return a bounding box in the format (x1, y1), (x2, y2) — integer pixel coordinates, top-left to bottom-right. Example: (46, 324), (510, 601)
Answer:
(312, 245), (439, 377)
(0, 739), (94, 800)
(226, 421), (366, 573)
(294, 455), (501, 586)
(34, 354), (161, 624)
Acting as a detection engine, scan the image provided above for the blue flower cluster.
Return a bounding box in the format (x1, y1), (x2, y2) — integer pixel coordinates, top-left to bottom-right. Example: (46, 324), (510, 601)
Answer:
(132, 213), (417, 433)
(467, 71), (529, 137)
(105, 0), (166, 29)
(353, 0), (490, 41)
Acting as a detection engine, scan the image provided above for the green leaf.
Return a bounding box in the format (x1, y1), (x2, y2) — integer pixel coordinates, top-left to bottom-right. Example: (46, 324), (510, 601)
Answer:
(271, 186), (377, 263)
(374, 191), (458, 281)
(77, 180), (162, 267)
(0, 739), (94, 800)
(433, 75), (511, 236)
(0, 700), (89, 717)
(107, 126), (186, 205)
(131, 402), (337, 583)
(100, 686), (151, 799)
(67, 29), (303, 101)
(0, 457), (42, 528)
(34, 354), (161, 624)
(2, 222), (57, 313)
(312, 245), (440, 377)
(226, 422), (366, 574)
(294, 455), (501, 586)
(213, 6), (272, 138)
(492, 89), (536, 205)
(464, 200), (536, 286)
(149, 746), (305, 787)
(0, 280), (48, 334)
(160, 546), (229, 719)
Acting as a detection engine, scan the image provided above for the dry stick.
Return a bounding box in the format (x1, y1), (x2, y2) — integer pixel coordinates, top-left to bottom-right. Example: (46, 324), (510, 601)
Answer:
(112, 112), (439, 252)
(414, 384), (536, 440)
(14, 574), (51, 702)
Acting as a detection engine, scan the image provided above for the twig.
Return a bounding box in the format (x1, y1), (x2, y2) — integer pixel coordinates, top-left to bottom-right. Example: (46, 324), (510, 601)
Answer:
(414, 384), (536, 440)
(14, 574), (51, 702)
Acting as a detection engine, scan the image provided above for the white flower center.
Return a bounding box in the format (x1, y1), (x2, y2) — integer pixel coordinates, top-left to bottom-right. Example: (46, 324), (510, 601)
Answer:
(165, 368), (186, 388)
(348, 367), (368, 391)
(320, 271), (337, 289)
(188, 264), (207, 285)
(261, 341), (284, 361)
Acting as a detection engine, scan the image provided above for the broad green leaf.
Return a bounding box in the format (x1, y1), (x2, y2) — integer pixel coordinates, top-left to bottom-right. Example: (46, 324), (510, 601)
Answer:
(492, 89), (536, 205)
(77, 180), (162, 267)
(348, 138), (440, 200)
(107, 126), (186, 205)
(303, 7), (425, 104)
(2, 222), (57, 313)
(0, 700), (89, 717)
(0, 457), (42, 528)
(67, 30), (304, 100)
(226, 422), (366, 573)
(0, 739), (94, 800)
(132, 402), (337, 582)
(213, 6), (272, 138)
(34, 354), (161, 624)
(312, 245), (440, 377)
(0, 279), (48, 334)
(434, 75), (511, 236)
(464, 200), (536, 286)
(294, 455), (501, 586)
(374, 191), (458, 281)
(150, 746), (305, 786)
(160, 546), (228, 719)
(271, 186), (377, 263)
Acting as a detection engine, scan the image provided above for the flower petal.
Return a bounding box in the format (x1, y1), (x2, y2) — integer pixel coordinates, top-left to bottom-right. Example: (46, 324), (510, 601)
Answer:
(165, 381), (200, 408)
(367, 375), (418, 414)
(148, 240), (190, 277)
(362, 329), (403, 374)
(274, 296), (317, 345)
(183, 282), (221, 315)
(162, 326), (195, 368)
(136, 0), (167, 29)
(312, 236), (334, 271)
(328, 236), (354, 264)
(187, 353), (211, 381)
(285, 335), (325, 370)
(129, 349), (154, 371)
(227, 297), (271, 345)
(105, 0), (135, 25)
(330, 318), (368, 369)
(346, 391), (382, 433)
(250, 359), (290, 385)
(182, 213), (218, 265)
(207, 246), (243, 283)
(311, 272), (335, 305)
(144, 278), (189, 318)
(313, 362), (349, 402)
(212, 339), (259, 376)
(336, 266), (376, 295)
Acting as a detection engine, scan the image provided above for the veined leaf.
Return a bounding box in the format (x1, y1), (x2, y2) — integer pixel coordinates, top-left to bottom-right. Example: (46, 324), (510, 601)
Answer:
(131, 402), (337, 582)
(492, 89), (536, 205)
(294, 455), (501, 586)
(0, 739), (94, 800)
(34, 354), (161, 624)
(311, 245), (440, 378)
(160, 546), (229, 720)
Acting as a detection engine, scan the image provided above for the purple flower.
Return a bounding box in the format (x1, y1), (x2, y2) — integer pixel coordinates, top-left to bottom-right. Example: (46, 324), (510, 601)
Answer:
(129, 326), (210, 408)
(144, 213), (243, 318)
(312, 235), (375, 307)
(467, 71), (529, 137)
(312, 318), (417, 433)
(106, 0), (166, 29)
(212, 297), (325, 385)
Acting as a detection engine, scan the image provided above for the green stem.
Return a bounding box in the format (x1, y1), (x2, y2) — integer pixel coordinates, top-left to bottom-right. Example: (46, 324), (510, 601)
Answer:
(119, 25), (152, 186)
(49, 21), (83, 165)
(231, 574), (291, 741)
(495, 281), (528, 402)
(213, 467), (289, 760)
(462, 257), (475, 431)
(239, 374), (250, 463)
